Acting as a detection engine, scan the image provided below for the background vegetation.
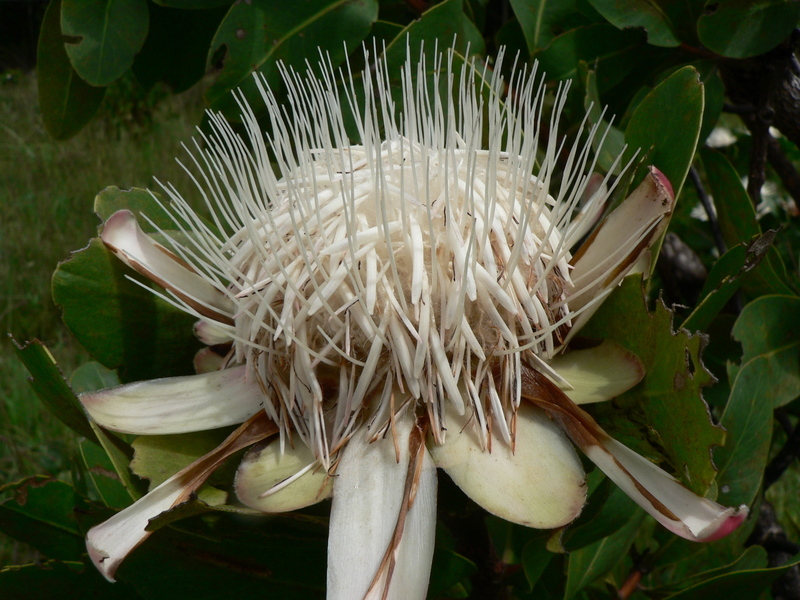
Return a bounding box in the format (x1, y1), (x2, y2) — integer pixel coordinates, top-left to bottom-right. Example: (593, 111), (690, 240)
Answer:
(2, 0), (800, 599)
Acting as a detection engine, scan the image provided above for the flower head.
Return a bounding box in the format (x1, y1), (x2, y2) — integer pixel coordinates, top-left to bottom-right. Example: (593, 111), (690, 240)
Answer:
(81, 45), (747, 598)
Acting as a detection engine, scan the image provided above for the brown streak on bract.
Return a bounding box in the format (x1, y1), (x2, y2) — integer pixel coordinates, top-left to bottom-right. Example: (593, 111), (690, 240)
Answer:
(364, 419), (428, 600)
(520, 363), (679, 522)
(172, 412), (278, 508)
(124, 255), (234, 326)
(154, 244), (200, 274)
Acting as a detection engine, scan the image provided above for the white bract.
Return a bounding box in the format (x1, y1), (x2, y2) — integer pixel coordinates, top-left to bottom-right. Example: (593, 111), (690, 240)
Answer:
(81, 46), (747, 598)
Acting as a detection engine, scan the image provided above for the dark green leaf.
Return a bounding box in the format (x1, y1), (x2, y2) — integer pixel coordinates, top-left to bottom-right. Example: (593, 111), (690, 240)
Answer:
(732, 295), (800, 408)
(579, 277), (725, 494)
(337, 0), (487, 139)
(714, 356), (774, 508)
(52, 238), (202, 382)
(0, 560), (140, 600)
(95, 423), (141, 494)
(582, 64), (626, 173)
(700, 149), (759, 246)
(380, 0), (486, 72)
(79, 436), (138, 508)
(663, 552), (800, 599)
(37, 0), (106, 140)
(681, 232), (776, 332)
(532, 23), (645, 85)
(701, 149), (794, 296)
(562, 479), (639, 551)
(93, 187), (176, 233)
(693, 61), (725, 145)
(152, 0), (231, 7)
(0, 477), (85, 561)
(367, 20), (405, 49)
(61, 0), (150, 87)
(697, 0), (800, 59)
(12, 339), (99, 445)
(117, 515), (329, 599)
(205, 0), (379, 117)
(133, 2), (228, 92)
(70, 361), (120, 394)
(509, 0), (583, 53)
(564, 509), (644, 598)
(648, 522), (759, 587)
(624, 65), (703, 199)
(428, 545), (475, 599)
(521, 532), (554, 590)
(494, 18), (529, 64)
(668, 545), (769, 594)
(586, 0), (681, 46)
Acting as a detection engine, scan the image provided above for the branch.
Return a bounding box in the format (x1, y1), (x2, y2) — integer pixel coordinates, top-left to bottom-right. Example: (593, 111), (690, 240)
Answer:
(764, 417), (800, 490)
(689, 165), (727, 255)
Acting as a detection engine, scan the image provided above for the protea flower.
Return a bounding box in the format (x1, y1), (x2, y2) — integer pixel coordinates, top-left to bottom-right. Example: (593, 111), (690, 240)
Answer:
(79, 46), (747, 599)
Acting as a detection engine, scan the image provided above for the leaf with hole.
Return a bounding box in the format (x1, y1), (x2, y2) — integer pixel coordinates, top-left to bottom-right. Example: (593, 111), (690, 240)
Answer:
(61, 0), (150, 87)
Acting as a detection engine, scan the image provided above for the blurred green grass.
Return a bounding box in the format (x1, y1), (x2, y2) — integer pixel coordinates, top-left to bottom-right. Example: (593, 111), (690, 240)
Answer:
(0, 70), (207, 564)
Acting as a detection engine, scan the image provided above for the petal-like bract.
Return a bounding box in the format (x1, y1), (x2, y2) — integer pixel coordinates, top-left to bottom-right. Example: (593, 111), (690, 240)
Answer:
(327, 415), (436, 600)
(80, 365), (263, 434)
(87, 413), (276, 582)
(430, 403), (586, 528)
(101, 209), (234, 324)
(547, 340), (645, 404)
(567, 167), (675, 337)
(521, 364), (748, 543)
(236, 438), (333, 512)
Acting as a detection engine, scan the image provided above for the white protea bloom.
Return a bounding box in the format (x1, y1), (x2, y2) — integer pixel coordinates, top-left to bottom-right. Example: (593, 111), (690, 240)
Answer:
(80, 46), (747, 598)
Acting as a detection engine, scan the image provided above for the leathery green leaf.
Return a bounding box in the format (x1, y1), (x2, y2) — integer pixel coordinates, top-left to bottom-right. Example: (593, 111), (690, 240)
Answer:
(663, 552), (800, 599)
(564, 508), (645, 598)
(625, 66), (703, 199)
(578, 276), (724, 495)
(70, 361), (120, 395)
(12, 339), (99, 445)
(36, 0), (105, 140)
(664, 545), (768, 596)
(52, 238), (202, 382)
(380, 0), (485, 73)
(61, 0), (149, 87)
(714, 356), (773, 509)
(94, 187), (177, 234)
(115, 514), (328, 598)
(533, 23), (645, 84)
(582, 64), (626, 174)
(700, 149), (793, 297)
(586, 0), (681, 47)
(206, 0), (378, 118)
(0, 477), (86, 561)
(509, 0), (586, 54)
(732, 295), (800, 409)
(697, 0), (800, 59)
(562, 478), (639, 552)
(79, 436), (138, 509)
(681, 232), (777, 333)
(0, 560), (139, 599)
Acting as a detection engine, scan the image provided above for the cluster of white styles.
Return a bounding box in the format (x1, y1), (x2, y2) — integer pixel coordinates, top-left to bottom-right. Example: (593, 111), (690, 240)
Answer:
(151, 47), (622, 468)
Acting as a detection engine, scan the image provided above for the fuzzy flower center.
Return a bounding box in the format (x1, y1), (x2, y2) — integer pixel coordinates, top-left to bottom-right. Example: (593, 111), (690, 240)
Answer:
(160, 49), (613, 465)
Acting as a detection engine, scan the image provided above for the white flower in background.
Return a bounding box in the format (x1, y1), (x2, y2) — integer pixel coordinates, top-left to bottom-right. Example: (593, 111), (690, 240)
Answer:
(80, 46), (747, 599)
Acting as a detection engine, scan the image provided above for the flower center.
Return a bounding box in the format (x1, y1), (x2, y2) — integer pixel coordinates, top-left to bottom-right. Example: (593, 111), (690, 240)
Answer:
(223, 136), (575, 462)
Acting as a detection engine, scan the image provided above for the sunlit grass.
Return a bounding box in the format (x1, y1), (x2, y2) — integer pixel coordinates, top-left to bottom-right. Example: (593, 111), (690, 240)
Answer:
(0, 70), (208, 564)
